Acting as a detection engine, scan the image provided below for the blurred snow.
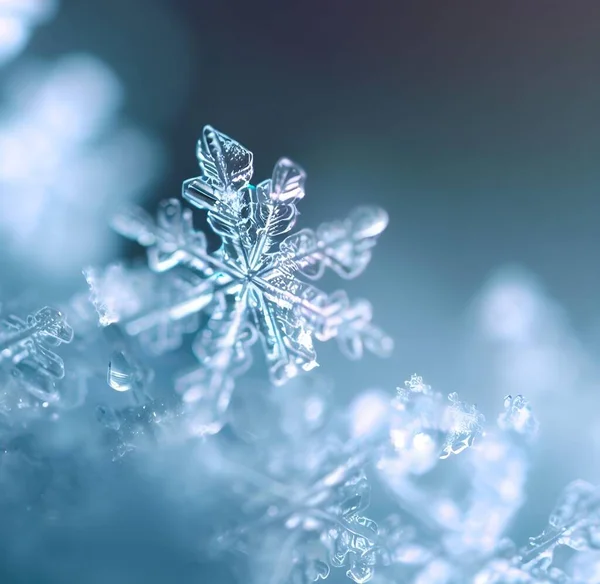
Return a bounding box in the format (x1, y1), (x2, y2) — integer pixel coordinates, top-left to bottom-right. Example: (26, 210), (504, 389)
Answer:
(464, 265), (600, 512)
(466, 266), (592, 401)
(0, 53), (163, 291)
(0, 0), (57, 66)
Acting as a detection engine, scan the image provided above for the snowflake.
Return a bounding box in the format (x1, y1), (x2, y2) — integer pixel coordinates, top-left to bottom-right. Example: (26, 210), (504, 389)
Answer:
(498, 394), (540, 437)
(88, 125), (392, 434)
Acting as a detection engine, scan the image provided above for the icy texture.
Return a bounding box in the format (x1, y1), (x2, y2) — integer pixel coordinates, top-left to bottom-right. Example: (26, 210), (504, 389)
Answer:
(0, 0), (56, 66)
(97, 396), (182, 461)
(376, 377), (539, 583)
(208, 376), (544, 584)
(0, 306), (73, 411)
(498, 394), (539, 438)
(440, 391), (486, 459)
(524, 481), (600, 573)
(93, 327), (186, 460)
(210, 378), (381, 584)
(87, 125), (391, 435)
(0, 116), (593, 584)
(468, 480), (600, 583)
(0, 54), (162, 282)
(205, 374), (573, 584)
(383, 374), (485, 475)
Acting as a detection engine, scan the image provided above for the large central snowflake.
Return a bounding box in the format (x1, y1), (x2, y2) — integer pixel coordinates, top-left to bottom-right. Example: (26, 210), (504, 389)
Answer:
(87, 125), (391, 433)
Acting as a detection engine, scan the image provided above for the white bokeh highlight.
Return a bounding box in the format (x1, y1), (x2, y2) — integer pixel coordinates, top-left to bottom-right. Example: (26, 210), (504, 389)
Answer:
(0, 53), (163, 283)
(0, 0), (56, 66)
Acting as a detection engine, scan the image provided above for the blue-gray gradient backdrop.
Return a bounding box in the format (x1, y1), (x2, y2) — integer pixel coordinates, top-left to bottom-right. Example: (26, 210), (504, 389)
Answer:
(4, 1), (600, 582)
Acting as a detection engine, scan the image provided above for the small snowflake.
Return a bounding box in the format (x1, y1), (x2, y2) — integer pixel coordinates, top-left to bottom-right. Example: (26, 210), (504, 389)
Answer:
(89, 125), (392, 433)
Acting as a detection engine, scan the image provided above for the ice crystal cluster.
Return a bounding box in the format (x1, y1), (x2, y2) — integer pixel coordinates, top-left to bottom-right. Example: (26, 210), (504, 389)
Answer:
(202, 372), (600, 584)
(0, 125), (597, 584)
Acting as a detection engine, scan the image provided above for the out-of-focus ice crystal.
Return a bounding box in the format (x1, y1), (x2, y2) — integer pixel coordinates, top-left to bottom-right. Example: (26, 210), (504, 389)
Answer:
(376, 377), (539, 583)
(210, 377), (381, 584)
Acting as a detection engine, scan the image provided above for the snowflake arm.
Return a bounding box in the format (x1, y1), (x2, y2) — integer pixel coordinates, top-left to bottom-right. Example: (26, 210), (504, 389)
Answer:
(176, 293), (257, 435)
(0, 307), (73, 405)
(0, 307), (73, 381)
(523, 480), (600, 570)
(84, 264), (204, 353)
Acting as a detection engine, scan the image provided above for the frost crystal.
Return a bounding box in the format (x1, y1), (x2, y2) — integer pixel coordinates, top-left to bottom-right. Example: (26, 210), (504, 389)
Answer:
(376, 376), (539, 583)
(94, 327), (185, 460)
(525, 480), (600, 572)
(0, 306), (73, 409)
(498, 394), (539, 438)
(209, 378), (381, 584)
(206, 375), (551, 584)
(468, 479), (600, 583)
(385, 374), (485, 476)
(88, 125), (392, 434)
(440, 392), (486, 459)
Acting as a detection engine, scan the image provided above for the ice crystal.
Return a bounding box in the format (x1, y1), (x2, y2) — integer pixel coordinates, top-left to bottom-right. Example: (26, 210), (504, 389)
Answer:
(385, 374), (485, 476)
(440, 391), (486, 459)
(205, 375), (550, 584)
(0, 306), (73, 412)
(467, 479), (600, 583)
(525, 480), (600, 571)
(0, 114), (591, 584)
(87, 125), (391, 435)
(209, 378), (381, 584)
(498, 394), (539, 438)
(375, 377), (539, 583)
(94, 328), (186, 460)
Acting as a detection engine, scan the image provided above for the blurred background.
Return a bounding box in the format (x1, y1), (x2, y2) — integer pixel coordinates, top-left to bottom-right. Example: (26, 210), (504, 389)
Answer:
(2, 0), (600, 582)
